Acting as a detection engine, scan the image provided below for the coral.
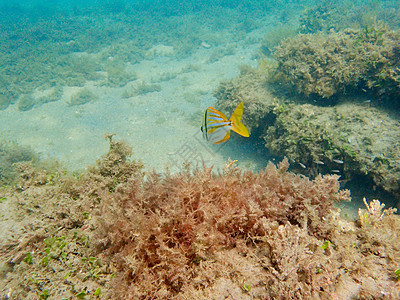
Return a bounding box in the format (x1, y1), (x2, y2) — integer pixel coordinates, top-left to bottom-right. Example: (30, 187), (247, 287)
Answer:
(273, 24), (400, 101)
(354, 198), (400, 298)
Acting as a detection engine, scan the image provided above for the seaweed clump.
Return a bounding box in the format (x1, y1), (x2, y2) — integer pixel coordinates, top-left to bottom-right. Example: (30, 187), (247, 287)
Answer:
(0, 140), (38, 186)
(274, 24), (400, 102)
(1, 138), (400, 299)
(68, 88), (98, 106)
(299, 0), (400, 34)
(0, 136), (143, 299)
(262, 101), (400, 195)
(94, 157), (351, 298)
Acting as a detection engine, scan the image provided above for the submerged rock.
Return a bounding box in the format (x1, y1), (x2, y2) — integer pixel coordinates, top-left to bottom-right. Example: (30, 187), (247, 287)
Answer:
(214, 67), (400, 200)
(274, 25), (400, 103)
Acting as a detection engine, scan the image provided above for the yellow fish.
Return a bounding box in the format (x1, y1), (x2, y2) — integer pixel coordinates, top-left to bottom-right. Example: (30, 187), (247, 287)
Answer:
(201, 102), (250, 144)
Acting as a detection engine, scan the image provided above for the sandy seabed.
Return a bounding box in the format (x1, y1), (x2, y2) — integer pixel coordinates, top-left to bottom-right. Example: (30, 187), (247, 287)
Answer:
(0, 27), (270, 174)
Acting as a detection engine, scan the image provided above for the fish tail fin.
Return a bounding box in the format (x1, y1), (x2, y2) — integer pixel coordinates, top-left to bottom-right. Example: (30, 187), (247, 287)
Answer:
(229, 102), (250, 137)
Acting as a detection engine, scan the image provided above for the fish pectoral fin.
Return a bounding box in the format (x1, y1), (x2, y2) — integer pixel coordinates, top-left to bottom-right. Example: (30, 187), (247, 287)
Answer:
(214, 130), (230, 144)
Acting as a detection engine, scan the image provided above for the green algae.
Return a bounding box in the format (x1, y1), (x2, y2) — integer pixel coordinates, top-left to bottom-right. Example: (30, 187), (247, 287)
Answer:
(0, 76), (17, 110)
(122, 81), (161, 98)
(263, 100), (400, 193)
(0, 0), (279, 111)
(37, 86), (64, 105)
(68, 88), (98, 106)
(17, 94), (36, 111)
(273, 24), (400, 102)
(214, 66), (400, 199)
(0, 140), (38, 186)
(105, 62), (137, 87)
(299, 0), (400, 34)
(0, 93), (11, 111)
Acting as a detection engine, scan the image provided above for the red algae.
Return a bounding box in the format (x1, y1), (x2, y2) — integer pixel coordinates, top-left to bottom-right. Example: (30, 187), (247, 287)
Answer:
(0, 137), (399, 299)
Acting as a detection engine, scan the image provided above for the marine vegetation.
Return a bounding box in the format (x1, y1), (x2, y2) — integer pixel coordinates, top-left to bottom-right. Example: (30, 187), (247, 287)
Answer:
(0, 140), (38, 186)
(273, 23), (400, 102)
(214, 67), (400, 201)
(263, 101), (400, 195)
(122, 81), (162, 98)
(299, 0), (400, 34)
(0, 0), (282, 112)
(0, 76), (17, 111)
(105, 62), (137, 87)
(0, 137), (399, 299)
(260, 0), (400, 59)
(17, 94), (36, 112)
(68, 88), (98, 106)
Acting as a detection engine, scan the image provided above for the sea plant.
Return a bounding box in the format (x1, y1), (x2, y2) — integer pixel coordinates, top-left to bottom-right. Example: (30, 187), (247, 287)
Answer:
(68, 88), (98, 106)
(395, 269), (400, 281)
(17, 94), (36, 111)
(0, 140), (38, 186)
(273, 23), (400, 102)
(1, 137), (399, 299)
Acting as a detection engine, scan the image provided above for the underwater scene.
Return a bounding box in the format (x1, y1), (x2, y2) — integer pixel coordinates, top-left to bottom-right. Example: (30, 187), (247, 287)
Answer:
(0, 0), (400, 298)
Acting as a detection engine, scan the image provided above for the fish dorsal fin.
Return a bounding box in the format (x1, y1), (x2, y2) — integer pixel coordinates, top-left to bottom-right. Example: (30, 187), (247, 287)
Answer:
(229, 102), (249, 137)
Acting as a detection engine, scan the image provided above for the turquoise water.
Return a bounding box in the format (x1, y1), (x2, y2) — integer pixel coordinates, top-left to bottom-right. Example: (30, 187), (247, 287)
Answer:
(0, 0), (399, 215)
(0, 0), (288, 170)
